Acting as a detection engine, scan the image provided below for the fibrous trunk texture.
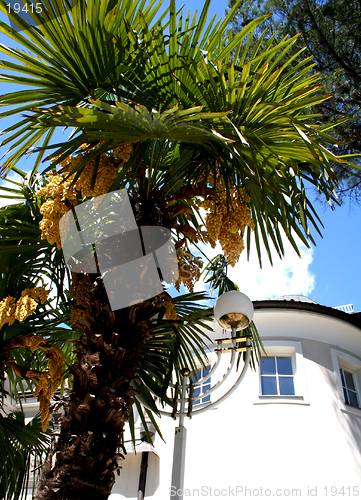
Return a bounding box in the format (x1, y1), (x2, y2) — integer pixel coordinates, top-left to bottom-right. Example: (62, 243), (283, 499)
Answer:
(34, 186), (175, 499)
(35, 277), (150, 500)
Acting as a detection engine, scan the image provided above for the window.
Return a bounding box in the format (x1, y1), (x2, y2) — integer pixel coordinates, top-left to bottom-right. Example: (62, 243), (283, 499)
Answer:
(340, 368), (360, 408)
(192, 366), (211, 405)
(254, 341), (309, 405)
(260, 356), (295, 396)
(331, 348), (361, 416)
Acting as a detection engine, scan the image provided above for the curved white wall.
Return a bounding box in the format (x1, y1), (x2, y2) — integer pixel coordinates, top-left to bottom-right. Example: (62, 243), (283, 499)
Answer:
(114, 305), (361, 499)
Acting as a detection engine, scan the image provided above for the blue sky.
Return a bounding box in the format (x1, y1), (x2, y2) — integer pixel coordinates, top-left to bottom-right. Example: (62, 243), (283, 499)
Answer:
(308, 201), (361, 311)
(0, 0), (360, 312)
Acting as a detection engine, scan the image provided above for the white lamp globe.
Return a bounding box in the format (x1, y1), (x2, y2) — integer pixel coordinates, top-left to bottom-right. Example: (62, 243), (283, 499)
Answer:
(214, 290), (254, 331)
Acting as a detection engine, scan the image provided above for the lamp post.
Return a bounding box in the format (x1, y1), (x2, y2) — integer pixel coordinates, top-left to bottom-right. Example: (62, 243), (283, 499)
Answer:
(156, 291), (255, 500)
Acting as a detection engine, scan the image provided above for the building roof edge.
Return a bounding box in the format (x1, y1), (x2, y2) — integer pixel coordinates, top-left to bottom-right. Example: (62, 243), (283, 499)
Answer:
(253, 300), (361, 329)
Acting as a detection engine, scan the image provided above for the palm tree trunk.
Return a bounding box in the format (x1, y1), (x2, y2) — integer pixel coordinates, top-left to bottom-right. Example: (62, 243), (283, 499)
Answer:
(35, 277), (150, 500)
(34, 186), (173, 499)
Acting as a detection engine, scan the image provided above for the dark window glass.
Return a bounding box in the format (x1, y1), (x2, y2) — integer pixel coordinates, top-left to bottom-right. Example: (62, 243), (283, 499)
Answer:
(345, 371), (356, 391)
(347, 390), (359, 408)
(260, 357), (276, 375)
(192, 366), (211, 405)
(340, 369), (360, 409)
(279, 377), (295, 396)
(261, 376), (278, 395)
(277, 357), (293, 376)
(261, 356), (295, 396)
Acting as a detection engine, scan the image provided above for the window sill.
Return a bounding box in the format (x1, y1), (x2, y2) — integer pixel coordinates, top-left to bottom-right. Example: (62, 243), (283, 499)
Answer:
(341, 405), (361, 418)
(193, 401), (212, 409)
(254, 395), (309, 405)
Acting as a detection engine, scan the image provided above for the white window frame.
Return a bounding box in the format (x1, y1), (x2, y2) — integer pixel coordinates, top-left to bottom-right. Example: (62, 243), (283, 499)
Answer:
(260, 355), (295, 397)
(191, 364), (211, 407)
(331, 348), (361, 418)
(339, 367), (360, 408)
(254, 340), (309, 405)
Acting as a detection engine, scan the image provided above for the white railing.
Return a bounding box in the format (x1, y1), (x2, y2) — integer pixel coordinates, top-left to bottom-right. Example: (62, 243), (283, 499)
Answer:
(333, 304), (354, 314)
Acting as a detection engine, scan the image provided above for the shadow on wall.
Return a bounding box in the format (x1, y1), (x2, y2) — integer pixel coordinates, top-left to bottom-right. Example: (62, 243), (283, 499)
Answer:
(301, 339), (361, 475)
(111, 451), (160, 497)
(323, 364), (361, 468)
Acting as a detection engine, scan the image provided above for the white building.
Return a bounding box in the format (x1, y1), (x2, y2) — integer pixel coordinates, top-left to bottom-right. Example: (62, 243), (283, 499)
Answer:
(111, 295), (361, 500)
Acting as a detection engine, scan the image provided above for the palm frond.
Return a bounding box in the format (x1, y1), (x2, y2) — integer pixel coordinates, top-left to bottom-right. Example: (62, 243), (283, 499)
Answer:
(0, 0), (168, 175)
(28, 101), (232, 146)
(0, 200), (75, 401)
(203, 254), (240, 296)
(0, 409), (50, 500)
(0, 0), (355, 264)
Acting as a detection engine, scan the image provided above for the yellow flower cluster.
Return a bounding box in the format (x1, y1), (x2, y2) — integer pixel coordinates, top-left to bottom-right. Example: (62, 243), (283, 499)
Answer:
(0, 287), (48, 330)
(21, 287), (48, 304)
(174, 248), (203, 293)
(199, 169), (254, 266)
(47, 346), (64, 394)
(0, 296), (16, 329)
(30, 335), (47, 352)
(14, 295), (38, 322)
(37, 143), (132, 248)
(163, 295), (178, 322)
(34, 373), (53, 432)
(37, 177), (73, 249)
(31, 336), (65, 431)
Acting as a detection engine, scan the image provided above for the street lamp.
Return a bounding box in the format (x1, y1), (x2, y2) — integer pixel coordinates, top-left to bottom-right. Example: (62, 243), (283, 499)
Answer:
(156, 291), (254, 500)
(214, 290), (254, 332)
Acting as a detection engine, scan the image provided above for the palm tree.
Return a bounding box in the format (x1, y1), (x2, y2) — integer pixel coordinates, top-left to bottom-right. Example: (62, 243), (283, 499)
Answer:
(0, 166), (213, 499)
(0, 0), (356, 498)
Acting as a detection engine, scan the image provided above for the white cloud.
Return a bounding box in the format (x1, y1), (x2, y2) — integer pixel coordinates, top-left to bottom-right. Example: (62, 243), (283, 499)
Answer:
(193, 232), (315, 302)
(228, 239), (315, 301)
(0, 172), (24, 208)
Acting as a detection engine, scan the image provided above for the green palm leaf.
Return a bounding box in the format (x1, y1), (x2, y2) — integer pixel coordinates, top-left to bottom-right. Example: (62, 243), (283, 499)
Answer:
(1, 0), (356, 263)
(0, 410), (50, 500)
(0, 200), (75, 400)
(27, 101), (233, 146)
(137, 291), (213, 405)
